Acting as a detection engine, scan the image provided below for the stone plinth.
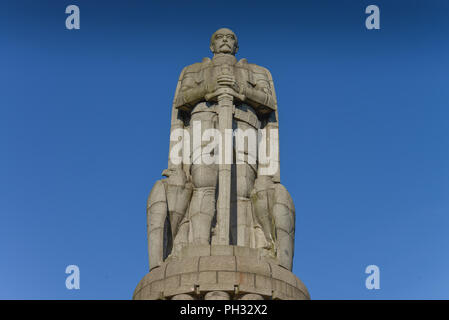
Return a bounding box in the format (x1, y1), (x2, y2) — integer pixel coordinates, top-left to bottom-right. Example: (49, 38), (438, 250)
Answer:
(133, 245), (310, 300)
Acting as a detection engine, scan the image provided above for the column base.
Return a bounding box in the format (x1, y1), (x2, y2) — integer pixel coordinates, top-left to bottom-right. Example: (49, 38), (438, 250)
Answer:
(133, 245), (310, 300)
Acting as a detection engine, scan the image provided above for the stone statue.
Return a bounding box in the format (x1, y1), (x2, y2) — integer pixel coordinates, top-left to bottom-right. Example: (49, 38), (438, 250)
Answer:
(135, 28), (309, 300)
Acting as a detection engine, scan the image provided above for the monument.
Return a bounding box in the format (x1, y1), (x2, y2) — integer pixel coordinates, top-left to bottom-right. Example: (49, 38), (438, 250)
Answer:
(133, 28), (310, 300)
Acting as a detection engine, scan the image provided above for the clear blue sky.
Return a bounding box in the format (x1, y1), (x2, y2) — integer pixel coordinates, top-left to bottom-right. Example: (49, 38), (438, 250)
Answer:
(1, 0), (448, 299)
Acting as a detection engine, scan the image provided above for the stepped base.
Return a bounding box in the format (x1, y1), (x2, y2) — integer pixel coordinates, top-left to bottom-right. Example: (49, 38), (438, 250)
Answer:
(133, 245), (310, 300)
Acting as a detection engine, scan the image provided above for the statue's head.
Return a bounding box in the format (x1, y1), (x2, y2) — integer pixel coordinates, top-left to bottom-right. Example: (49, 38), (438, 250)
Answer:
(210, 28), (238, 55)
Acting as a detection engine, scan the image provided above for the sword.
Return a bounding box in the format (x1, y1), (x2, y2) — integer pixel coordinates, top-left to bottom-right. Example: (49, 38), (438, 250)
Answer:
(205, 64), (244, 245)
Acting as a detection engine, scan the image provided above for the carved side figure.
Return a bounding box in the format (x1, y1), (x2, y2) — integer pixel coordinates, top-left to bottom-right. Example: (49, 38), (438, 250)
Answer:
(146, 168), (192, 270)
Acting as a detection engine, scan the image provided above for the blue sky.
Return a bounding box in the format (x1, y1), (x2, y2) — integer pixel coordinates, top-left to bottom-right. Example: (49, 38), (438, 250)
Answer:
(0, 0), (448, 299)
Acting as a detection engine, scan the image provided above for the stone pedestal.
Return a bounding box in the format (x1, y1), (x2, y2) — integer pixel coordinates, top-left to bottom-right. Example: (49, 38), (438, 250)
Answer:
(133, 245), (310, 300)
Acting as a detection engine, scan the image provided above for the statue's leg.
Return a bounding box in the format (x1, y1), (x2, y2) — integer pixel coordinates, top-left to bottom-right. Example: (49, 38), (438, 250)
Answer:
(234, 117), (258, 247)
(147, 180), (168, 270)
(189, 185), (216, 244)
(234, 163), (256, 247)
(272, 184), (295, 270)
(189, 104), (218, 245)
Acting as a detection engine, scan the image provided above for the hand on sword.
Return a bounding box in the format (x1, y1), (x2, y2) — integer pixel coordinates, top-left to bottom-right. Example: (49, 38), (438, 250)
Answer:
(205, 74), (245, 102)
(205, 87), (245, 102)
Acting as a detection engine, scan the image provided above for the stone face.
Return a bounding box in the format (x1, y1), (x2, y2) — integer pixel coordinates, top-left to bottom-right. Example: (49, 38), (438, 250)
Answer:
(134, 28), (310, 300)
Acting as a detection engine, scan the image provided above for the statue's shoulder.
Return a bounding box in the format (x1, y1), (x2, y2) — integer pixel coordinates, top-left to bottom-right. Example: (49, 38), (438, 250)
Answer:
(237, 58), (273, 80)
(182, 57), (212, 75)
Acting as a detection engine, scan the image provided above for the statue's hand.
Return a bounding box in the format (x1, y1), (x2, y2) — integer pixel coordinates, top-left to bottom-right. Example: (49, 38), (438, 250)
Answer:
(216, 74), (241, 93)
(205, 87), (245, 103)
